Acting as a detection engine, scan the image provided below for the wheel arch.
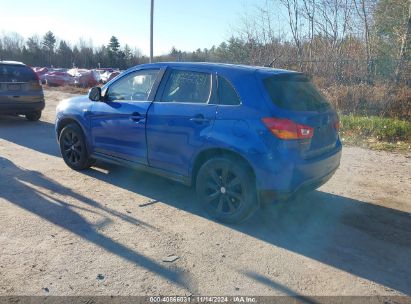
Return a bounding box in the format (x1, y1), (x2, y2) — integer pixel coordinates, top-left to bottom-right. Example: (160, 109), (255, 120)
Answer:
(56, 117), (93, 157)
(57, 117), (85, 140)
(191, 147), (256, 187)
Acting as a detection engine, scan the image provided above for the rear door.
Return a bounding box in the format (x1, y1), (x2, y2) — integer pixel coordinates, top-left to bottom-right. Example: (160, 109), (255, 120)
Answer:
(146, 68), (217, 176)
(0, 64), (43, 104)
(89, 68), (162, 164)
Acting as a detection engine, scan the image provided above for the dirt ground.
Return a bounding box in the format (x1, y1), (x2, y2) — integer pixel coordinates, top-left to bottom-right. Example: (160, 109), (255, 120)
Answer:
(0, 90), (410, 296)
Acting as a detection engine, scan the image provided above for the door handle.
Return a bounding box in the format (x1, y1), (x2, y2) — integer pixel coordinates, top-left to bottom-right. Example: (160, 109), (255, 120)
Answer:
(190, 114), (210, 124)
(130, 112), (145, 122)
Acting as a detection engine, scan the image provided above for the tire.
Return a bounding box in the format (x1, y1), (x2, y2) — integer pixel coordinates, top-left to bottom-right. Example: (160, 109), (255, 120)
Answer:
(59, 123), (93, 170)
(196, 156), (258, 224)
(25, 111), (42, 121)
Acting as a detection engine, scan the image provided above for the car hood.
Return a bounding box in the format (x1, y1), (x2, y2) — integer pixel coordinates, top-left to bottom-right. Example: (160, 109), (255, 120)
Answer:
(56, 95), (92, 116)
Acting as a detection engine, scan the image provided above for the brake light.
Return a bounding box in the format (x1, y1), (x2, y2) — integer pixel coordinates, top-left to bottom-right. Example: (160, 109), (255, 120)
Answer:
(30, 67), (42, 86)
(262, 117), (314, 140)
(333, 119), (340, 130)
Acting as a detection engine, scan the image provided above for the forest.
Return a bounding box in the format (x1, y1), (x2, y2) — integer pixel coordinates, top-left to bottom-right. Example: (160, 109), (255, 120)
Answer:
(1, 0), (410, 120)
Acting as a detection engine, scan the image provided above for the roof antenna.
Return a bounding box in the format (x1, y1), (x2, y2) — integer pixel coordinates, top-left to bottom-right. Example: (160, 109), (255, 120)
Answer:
(265, 55), (283, 68)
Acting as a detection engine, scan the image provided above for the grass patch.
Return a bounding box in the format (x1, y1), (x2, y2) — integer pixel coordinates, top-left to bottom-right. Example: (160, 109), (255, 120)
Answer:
(340, 115), (411, 152)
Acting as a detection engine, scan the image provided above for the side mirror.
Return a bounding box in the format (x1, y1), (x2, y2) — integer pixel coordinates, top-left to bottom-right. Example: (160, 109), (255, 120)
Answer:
(88, 87), (102, 101)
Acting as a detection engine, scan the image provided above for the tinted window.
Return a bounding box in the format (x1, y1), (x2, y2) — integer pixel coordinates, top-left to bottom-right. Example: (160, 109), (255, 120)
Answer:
(218, 76), (240, 105)
(0, 65), (37, 82)
(263, 74), (330, 111)
(107, 69), (159, 101)
(162, 70), (211, 103)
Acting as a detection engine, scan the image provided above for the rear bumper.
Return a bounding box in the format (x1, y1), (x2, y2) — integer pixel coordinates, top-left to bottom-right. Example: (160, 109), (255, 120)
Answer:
(256, 142), (342, 204)
(259, 167), (338, 204)
(0, 100), (45, 114)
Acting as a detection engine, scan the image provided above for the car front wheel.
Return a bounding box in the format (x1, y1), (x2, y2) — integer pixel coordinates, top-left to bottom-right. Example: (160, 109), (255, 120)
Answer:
(196, 156), (258, 224)
(59, 123), (94, 170)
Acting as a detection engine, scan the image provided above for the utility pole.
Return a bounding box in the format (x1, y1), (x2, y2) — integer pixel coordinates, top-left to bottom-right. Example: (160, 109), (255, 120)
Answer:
(150, 0), (154, 63)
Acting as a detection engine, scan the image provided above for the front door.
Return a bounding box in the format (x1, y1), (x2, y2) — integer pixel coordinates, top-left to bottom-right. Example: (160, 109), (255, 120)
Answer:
(89, 69), (160, 164)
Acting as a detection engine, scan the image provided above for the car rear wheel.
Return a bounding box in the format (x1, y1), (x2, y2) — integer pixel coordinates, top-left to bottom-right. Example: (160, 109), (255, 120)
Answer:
(25, 111), (42, 121)
(59, 123), (93, 170)
(196, 156), (258, 224)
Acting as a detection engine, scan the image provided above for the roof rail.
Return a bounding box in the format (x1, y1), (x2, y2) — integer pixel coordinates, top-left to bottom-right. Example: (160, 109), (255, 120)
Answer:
(0, 60), (25, 65)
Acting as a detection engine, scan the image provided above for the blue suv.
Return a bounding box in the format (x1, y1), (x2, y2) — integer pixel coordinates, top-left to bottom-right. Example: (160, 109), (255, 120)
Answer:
(56, 62), (342, 223)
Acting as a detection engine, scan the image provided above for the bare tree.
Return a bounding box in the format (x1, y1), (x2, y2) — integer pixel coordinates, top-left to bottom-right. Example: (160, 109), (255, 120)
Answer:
(279, 0), (305, 68)
(354, 0), (376, 83)
(395, 0), (411, 83)
(302, 0), (316, 70)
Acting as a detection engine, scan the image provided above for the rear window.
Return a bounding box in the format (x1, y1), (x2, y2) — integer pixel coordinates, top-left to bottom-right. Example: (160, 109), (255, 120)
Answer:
(218, 76), (241, 105)
(0, 65), (37, 82)
(263, 73), (330, 111)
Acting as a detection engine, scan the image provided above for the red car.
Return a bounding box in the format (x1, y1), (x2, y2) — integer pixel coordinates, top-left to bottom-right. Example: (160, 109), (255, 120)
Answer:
(74, 69), (99, 88)
(45, 71), (75, 87)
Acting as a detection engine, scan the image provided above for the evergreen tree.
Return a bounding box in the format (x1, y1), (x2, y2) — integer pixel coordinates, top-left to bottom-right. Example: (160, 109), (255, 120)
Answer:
(42, 31), (56, 66)
(26, 35), (42, 66)
(107, 36), (120, 67)
(57, 40), (73, 68)
(123, 44), (133, 68)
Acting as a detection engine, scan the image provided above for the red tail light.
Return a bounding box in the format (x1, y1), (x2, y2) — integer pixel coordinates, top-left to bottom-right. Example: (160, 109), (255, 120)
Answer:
(333, 119), (340, 130)
(29, 67), (42, 87)
(262, 117), (314, 140)
(30, 67), (40, 81)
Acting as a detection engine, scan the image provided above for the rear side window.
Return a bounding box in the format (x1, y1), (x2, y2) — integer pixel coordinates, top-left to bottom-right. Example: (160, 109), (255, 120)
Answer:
(263, 74), (330, 111)
(0, 65), (37, 82)
(162, 70), (211, 103)
(218, 76), (241, 105)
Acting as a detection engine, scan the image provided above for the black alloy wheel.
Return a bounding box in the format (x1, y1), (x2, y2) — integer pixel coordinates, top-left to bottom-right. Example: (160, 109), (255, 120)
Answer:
(59, 123), (93, 170)
(196, 156), (257, 224)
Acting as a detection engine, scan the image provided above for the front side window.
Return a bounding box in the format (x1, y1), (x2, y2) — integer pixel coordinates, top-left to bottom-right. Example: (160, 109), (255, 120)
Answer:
(161, 70), (211, 103)
(107, 69), (159, 101)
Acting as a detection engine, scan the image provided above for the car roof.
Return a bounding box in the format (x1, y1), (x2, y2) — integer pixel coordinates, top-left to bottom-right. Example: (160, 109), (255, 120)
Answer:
(0, 60), (26, 66)
(134, 62), (297, 76)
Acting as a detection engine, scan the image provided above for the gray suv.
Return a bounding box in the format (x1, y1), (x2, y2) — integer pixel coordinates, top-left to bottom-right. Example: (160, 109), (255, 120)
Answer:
(0, 61), (45, 121)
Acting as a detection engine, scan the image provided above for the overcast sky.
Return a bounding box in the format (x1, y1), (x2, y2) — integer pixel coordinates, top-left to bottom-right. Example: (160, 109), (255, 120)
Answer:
(0, 0), (273, 56)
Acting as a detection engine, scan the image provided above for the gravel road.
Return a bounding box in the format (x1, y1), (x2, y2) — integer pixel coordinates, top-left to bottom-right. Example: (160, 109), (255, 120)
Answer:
(0, 90), (410, 296)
